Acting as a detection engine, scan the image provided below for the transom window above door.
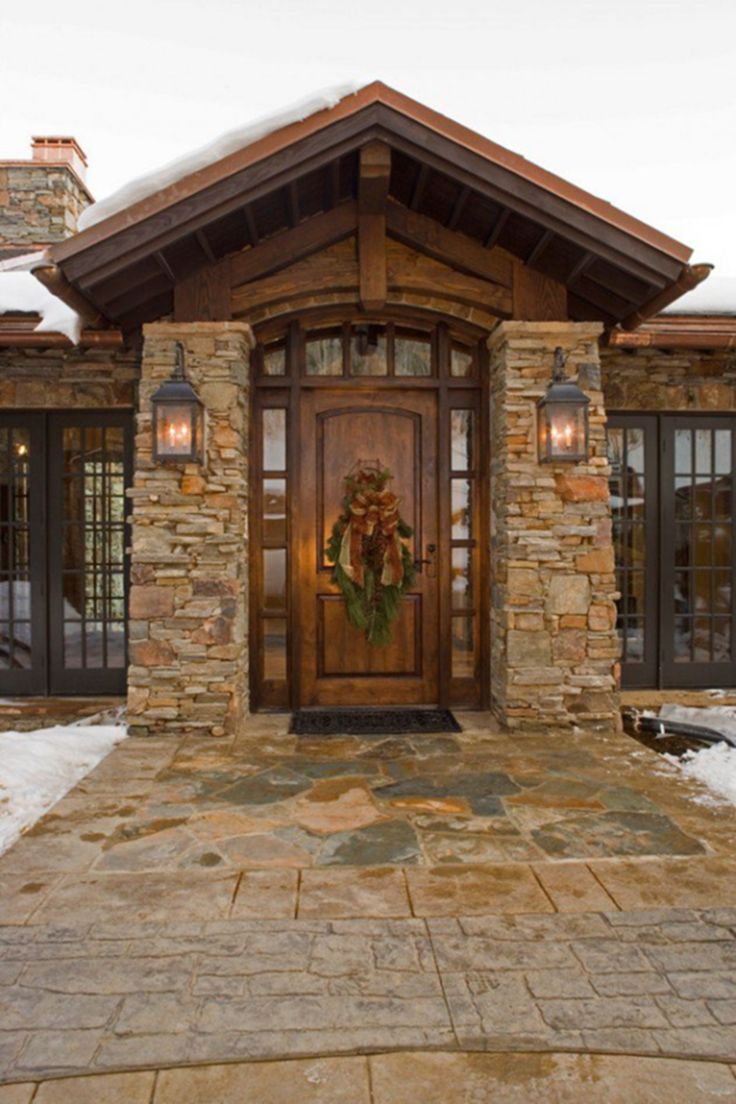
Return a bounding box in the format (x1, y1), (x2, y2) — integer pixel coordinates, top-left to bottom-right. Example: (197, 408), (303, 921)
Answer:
(254, 320), (480, 382)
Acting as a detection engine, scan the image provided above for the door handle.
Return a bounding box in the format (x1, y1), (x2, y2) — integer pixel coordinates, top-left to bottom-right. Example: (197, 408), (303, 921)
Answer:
(414, 543), (437, 577)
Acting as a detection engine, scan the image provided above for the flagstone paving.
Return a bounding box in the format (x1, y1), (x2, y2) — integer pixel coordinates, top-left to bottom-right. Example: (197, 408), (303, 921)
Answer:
(2, 711), (736, 1083)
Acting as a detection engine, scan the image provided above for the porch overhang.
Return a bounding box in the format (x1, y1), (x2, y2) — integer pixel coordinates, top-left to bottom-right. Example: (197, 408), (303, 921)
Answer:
(42, 83), (700, 334)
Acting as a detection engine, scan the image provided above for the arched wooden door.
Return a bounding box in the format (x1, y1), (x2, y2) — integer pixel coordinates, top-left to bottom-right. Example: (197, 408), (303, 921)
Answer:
(250, 315), (488, 711)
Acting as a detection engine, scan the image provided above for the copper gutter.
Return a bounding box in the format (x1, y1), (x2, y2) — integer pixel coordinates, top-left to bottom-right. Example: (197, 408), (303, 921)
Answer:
(620, 263), (713, 330)
(0, 325), (123, 348)
(33, 264), (106, 328)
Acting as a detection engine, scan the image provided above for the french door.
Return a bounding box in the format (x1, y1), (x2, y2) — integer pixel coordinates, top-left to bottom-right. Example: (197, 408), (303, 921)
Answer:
(250, 316), (488, 711)
(0, 411), (133, 696)
(608, 414), (736, 689)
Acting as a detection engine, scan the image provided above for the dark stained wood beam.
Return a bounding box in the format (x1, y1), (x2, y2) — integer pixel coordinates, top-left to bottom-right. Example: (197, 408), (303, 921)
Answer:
(566, 250), (594, 285)
(358, 141), (391, 311)
(484, 207), (509, 249)
(288, 182), (300, 227)
(154, 250), (176, 283)
(385, 200), (512, 288)
(174, 256), (232, 322)
(447, 185), (470, 230)
(244, 206), (260, 247)
(195, 229), (216, 263)
(512, 259), (567, 321)
(409, 164), (429, 211)
(230, 201), (357, 288)
(526, 228), (554, 267)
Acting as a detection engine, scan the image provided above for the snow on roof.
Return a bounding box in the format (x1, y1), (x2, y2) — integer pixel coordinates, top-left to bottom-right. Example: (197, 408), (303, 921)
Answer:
(78, 83), (362, 233)
(0, 271), (82, 343)
(662, 275), (736, 316)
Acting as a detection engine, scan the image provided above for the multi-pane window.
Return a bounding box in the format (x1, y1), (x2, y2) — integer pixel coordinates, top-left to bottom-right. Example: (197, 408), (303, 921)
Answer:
(449, 406), (479, 683)
(259, 406), (288, 688)
(608, 424), (647, 664)
(0, 427), (32, 671)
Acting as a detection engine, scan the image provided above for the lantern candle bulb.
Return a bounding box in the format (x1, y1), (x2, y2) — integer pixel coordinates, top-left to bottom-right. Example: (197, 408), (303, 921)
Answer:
(537, 348), (590, 464)
(150, 343), (204, 464)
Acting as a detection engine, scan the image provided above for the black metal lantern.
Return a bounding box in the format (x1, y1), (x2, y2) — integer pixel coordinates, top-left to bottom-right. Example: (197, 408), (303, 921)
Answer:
(537, 347), (590, 463)
(151, 343), (204, 463)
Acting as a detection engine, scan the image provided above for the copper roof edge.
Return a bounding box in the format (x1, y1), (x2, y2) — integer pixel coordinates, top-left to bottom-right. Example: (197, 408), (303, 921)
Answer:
(49, 81), (692, 268)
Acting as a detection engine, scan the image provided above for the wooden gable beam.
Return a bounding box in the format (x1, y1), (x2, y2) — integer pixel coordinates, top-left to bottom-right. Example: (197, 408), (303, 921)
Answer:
(358, 141), (391, 311)
(230, 202), (357, 288)
(385, 200), (512, 289)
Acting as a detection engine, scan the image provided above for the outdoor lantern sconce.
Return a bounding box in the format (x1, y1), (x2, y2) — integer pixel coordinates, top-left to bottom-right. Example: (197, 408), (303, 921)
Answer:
(537, 347), (590, 463)
(151, 342), (204, 463)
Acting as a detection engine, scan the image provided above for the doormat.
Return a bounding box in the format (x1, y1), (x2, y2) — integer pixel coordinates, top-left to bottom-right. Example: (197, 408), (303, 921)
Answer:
(290, 709), (462, 736)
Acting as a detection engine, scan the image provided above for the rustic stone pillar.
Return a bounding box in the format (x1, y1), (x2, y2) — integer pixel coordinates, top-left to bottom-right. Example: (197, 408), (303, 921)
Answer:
(127, 321), (254, 737)
(488, 321), (620, 732)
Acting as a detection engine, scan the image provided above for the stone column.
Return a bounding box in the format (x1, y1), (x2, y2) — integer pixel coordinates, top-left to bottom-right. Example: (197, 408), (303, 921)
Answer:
(488, 321), (620, 732)
(127, 321), (254, 738)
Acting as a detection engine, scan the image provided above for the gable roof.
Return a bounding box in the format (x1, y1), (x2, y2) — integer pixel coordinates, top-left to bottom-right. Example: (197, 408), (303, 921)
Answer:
(44, 82), (701, 331)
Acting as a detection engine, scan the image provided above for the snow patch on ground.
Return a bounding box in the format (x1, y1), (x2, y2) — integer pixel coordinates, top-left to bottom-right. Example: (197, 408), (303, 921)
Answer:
(0, 272), (83, 343)
(0, 723), (127, 855)
(78, 83), (361, 232)
(664, 743), (736, 808)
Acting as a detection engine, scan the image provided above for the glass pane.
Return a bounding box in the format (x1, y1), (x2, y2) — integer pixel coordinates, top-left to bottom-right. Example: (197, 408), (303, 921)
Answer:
(674, 477), (692, 519)
(695, 429), (713, 474)
(451, 479), (471, 540)
(714, 570), (732, 614)
(674, 616), (691, 661)
(306, 334), (343, 376)
(451, 548), (472, 610)
(394, 336), (431, 377)
(451, 616), (475, 677)
(713, 618), (732, 662)
(715, 430), (732, 475)
(263, 344), (286, 377)
(262, 409), (286, 471)
(263, 479), (287, 543)
(450, 346), (474, 378)
(675, 429), (692, 474)
(693, 617), (710, 662)
(263, 549), (286, 612)
(263, 618), (287, 679)
(451, 411), (473, 472)
(60, 422), (128, 671)
(351, 326), (387, 376)
(0, 426), (32, 670)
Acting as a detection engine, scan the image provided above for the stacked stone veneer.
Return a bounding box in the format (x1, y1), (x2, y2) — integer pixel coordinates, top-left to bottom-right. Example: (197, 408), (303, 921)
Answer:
(0, 163), (91, 248)
(127, 322), (254, 738)
(0, 345), (138, 405)
(489, 322), (620, 732)
(602, 346), (736, 411)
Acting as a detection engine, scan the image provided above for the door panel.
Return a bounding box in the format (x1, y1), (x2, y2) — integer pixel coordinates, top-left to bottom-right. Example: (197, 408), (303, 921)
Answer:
(608, 414), (736, 690)
(661, 416), (736, 688)
(0, 414), (46, 695)
(0, 411), (132, 697)
(607, 415), (658, 687)
(298, 390), (439, 706)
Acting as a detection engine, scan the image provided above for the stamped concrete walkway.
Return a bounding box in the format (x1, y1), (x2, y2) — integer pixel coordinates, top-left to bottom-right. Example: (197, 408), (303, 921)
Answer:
(1, 713), (736, 1089)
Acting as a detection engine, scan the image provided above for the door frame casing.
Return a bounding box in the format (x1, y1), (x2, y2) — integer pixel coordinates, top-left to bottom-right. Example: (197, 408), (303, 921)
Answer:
(249, 312), (490, 712)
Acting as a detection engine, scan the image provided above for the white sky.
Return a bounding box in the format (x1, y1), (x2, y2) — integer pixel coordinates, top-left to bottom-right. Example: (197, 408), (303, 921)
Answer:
(2, 0), (735, 272)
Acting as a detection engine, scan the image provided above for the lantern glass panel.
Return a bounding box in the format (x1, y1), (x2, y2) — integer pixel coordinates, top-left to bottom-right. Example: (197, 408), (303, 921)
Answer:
(156, 403), (196, 458)
(540, 401), (587, 461)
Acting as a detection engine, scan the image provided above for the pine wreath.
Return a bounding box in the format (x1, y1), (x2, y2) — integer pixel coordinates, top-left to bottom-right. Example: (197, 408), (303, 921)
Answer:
(326, 461), (415, 646)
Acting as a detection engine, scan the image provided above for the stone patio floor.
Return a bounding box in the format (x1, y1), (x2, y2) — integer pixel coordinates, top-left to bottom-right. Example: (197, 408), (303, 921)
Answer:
(1, 712), (736, 1091)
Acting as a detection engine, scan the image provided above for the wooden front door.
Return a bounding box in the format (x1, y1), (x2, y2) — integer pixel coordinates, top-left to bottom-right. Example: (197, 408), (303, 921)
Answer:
(297, 389), (439, 706)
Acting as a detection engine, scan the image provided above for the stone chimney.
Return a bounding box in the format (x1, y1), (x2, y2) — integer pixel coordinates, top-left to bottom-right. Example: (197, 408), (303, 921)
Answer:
(0, 136), (94, 255)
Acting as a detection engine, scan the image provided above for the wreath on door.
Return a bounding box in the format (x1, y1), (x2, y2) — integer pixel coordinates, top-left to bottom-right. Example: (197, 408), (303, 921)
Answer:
(326, 461), (415, 646)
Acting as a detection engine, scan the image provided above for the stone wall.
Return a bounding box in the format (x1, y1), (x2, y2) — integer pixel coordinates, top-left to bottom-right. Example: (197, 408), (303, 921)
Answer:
(0, 163), (92, 250)
(0, 345), (138, 406)
(489, 321), (620, 732)
(602, 346), (736, 411)
(127, 321), (254, 738)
